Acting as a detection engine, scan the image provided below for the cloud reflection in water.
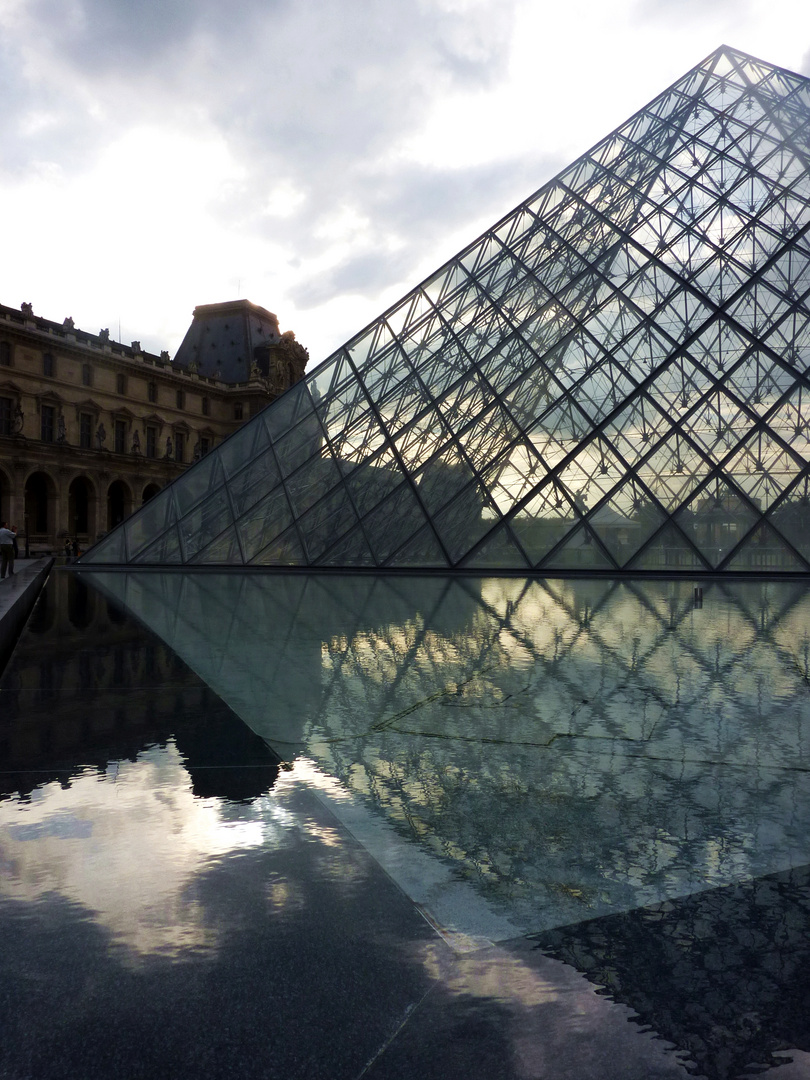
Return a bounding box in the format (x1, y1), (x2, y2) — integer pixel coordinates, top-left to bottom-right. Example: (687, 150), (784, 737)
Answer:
(83, 571), (810, 933)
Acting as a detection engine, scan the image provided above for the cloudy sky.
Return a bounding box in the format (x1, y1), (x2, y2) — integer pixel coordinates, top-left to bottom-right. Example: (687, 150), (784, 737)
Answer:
(0, 0), (808, 366)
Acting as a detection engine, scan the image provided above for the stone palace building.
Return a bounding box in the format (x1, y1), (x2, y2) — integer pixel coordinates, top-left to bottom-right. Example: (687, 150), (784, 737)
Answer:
(0, 298), (308, 553)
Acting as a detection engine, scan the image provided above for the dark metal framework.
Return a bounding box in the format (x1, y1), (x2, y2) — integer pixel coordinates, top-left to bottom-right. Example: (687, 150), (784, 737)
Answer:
(83, 46), (810, 573)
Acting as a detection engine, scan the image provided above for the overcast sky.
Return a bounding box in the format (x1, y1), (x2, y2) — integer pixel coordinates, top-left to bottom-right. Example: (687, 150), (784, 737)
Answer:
(0, 0), (808, 366)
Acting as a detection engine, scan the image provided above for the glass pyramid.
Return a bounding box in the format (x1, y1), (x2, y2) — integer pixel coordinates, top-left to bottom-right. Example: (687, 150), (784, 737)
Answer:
(82, 45), (810, 572)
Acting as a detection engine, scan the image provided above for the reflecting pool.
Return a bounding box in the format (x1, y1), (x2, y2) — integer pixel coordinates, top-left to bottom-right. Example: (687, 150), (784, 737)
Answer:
(3, 569), (810, 1080)
(81, 571), (810, 933)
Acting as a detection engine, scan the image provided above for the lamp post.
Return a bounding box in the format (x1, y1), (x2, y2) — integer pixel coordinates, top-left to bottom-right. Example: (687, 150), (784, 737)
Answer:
(24, 514), (29, 559)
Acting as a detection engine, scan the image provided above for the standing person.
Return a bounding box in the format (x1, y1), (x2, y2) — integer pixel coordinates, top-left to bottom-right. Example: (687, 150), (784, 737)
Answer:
(11, 526), (18, 568)
(71, 538), (79, 558)
(64, 538), (72, 558)
(0, 522), (15, 579)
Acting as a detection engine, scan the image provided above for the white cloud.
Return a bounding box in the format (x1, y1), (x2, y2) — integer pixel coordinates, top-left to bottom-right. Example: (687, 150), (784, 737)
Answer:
(0, 0), (808, 363)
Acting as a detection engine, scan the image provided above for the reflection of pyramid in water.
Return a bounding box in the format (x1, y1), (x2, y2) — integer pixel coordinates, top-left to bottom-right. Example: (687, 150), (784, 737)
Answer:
(83, 46), (810, 572)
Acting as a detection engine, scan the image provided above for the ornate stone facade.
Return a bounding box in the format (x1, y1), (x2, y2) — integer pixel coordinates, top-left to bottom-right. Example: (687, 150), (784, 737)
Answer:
(0, 299), (307, 553)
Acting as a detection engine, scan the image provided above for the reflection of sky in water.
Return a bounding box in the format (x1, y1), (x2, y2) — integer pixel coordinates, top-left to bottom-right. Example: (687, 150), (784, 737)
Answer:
(0, 743), (273, 958)
(5, 571), (810, 1079)
(0, 748), (361, 962)
(83, 571), (810, 933)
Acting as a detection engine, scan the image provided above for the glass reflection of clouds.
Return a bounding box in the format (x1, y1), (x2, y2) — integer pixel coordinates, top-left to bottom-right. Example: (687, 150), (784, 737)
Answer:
(84, 571), (810, 933)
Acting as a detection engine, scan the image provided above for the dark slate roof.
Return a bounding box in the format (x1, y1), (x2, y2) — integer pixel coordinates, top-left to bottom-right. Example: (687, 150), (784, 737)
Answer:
(172, 300), (281, 384)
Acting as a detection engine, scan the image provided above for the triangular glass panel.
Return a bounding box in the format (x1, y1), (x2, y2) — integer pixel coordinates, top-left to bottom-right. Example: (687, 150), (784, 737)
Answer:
(131, 525), (184, 565)
(362, 483), (429, 565)
(557, 437), (626, 510)
(217, 414), (272, 479)
(172, 452), (225, 519)
(227, 446), (282, 518)
(191, 526), (244, 565)
(508, 482), (582, 567)
(587, 480), (667, 567)
(177, 486), (234, 562)
(124, 485), (176, 560)
(461, 523), (531, 569)
(628, 522), (708, 570)
(724, 520), (809, 571)
(723, 427), (803, 510)
(315, 525), (377, 567)
(80, 45), (810, 575)
(85, 526), (127, 564)
(249, 524), (306, 566)
(674, 476), (760, 567)
(721, 350), (796, 416)
(415, 442), (476, 517)
(431, 481), (500, 564)
(236, 487), (294, 563)
(387, 525), (449, 568)
(540, 524), (616, 571)
(602, 394), (673, 468)
(285, 452), (343, 520)
(636, 430), (713, 511)
(297, 486), (362, 563)
(345, 445), (406, 517)
(766, 475), (810, 562)
(266, 380), (315, 440)
(308, 351), (355, 405)
(481, 441), (546, 513)
(687, 388), (756, 463)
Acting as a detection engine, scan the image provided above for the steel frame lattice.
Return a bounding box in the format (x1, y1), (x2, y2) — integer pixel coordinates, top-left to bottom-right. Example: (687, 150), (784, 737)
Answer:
(83, 45), (810, 573)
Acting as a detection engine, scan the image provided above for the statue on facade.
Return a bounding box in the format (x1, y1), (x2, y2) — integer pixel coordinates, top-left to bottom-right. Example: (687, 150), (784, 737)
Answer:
(131, 430), (141, 455)
(96, 423), (106, 449)
(273, 331), (309, 389)
(20, 302), (33, 316)
(99, 328), (110, 343)
(281, 331), (309, 364)
(12, 404), (23, 435)
(164, 435), (173, 458)
(192, 439), (201, 462)
(56, 414), (67, 444)
(63, 316), (74, 330)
